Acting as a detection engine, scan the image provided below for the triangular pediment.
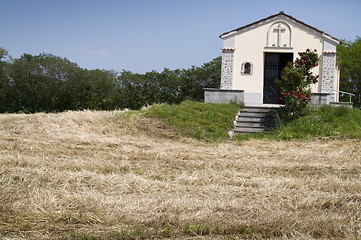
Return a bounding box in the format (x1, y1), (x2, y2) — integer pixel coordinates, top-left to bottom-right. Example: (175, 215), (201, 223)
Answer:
(220, 11), (340, 45)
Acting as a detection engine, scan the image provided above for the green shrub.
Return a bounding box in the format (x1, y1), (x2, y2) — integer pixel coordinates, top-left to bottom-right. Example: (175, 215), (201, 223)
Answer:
(276, 49), (320, 122)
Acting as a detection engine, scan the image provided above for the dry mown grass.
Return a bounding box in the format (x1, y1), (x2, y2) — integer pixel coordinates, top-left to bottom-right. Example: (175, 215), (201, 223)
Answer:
(0, 110), (360, 239)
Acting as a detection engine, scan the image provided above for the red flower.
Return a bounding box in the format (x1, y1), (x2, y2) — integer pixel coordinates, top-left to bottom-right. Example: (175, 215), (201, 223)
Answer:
(306, 49), (310, 52)
(291, 91), (295, 94)
(285, 92), (289, 96)
(302, 98), (307, 101)
(314, 49), (317, 52)
(280, 90), (283, 93)
(299, 88), (303, 92)
(298, 94), (303, 98)
(306, 94), (311, 97)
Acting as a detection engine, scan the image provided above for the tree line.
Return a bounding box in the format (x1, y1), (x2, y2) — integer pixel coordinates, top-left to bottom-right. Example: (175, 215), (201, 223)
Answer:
(338, 36), (361, 108)
(1, 37), (360, 113)
(0, 48), (221, 113)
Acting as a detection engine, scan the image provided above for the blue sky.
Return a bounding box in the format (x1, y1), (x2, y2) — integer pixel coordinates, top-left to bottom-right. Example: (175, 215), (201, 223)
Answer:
(0, 0), (360, 73)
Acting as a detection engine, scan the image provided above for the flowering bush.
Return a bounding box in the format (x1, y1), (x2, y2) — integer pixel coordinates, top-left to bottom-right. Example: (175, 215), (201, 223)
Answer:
(276, 49), (320, 121)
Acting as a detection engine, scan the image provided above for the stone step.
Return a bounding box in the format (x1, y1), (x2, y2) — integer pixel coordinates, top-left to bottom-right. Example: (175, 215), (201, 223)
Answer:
(236, 121), (274, 128)
(236, 116), (275, 122)
(242, 107), (279, 113)
(234, 127), (273, 133)
(233, 106), (279, 134)
(238, 112), (275, 118)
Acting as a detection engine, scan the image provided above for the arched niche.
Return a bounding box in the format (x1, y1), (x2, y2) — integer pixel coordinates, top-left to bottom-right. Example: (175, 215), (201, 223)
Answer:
(266, 21), (292, 48)
(241, 61), (253, 74)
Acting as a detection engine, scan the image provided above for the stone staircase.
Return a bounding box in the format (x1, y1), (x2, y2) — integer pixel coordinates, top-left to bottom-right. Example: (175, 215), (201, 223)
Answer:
(234, 105), (280, 134)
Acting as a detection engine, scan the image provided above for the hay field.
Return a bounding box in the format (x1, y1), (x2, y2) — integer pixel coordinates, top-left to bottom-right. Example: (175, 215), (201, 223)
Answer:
(0, 110), (360, 239)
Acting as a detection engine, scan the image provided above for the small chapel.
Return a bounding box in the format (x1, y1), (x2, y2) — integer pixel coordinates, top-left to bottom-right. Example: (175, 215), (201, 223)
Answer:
(205, 11), (341, 106)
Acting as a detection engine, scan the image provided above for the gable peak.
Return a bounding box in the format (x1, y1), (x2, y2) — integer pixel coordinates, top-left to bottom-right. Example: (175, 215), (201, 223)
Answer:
(219, 11), (340, 43)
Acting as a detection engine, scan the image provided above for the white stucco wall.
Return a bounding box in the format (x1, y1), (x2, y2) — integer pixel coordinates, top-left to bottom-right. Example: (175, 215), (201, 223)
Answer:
(223, 35), (235, 49)
(323, 37), (338, 52)
(222, 15), (339, 105)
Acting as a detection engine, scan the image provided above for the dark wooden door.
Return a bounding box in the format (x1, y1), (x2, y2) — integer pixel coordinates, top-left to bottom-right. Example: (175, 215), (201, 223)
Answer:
(263, 53), (293, 104)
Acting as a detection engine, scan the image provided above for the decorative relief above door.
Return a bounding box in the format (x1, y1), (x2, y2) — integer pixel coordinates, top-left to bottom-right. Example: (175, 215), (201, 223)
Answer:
(266, 21), (292, 48)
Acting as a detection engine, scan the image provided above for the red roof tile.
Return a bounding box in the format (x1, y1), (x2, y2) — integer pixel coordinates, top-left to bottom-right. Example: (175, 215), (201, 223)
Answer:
(221, 48), (236, 51)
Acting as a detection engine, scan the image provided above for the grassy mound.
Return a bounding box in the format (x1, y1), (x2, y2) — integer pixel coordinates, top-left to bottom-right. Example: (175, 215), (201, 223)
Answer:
(142, 102), (361, 141)
(143, 100), (241, 141)
(275, 105), (361, 140)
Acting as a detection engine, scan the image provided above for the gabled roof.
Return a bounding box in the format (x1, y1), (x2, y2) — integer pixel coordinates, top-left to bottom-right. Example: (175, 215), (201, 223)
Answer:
(220, 11), (340, 43)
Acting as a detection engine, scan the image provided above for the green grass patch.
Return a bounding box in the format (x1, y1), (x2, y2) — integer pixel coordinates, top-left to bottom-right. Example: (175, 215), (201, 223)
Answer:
(234, 132), (272, 141)
(60, 223), (278, 240)
(144, 100), (242, 141)
(274, 105), (361, 140)
(136, 101), (361, 141)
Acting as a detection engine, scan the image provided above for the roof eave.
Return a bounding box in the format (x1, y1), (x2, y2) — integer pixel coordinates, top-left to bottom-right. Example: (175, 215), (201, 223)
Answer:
(219, 31), (237, 39)
(219, 12), (281, 39)
(323, 33), (341, 45)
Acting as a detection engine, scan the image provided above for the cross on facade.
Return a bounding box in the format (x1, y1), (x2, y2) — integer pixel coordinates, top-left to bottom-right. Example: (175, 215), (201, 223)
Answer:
(273, 23), (286, 47)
